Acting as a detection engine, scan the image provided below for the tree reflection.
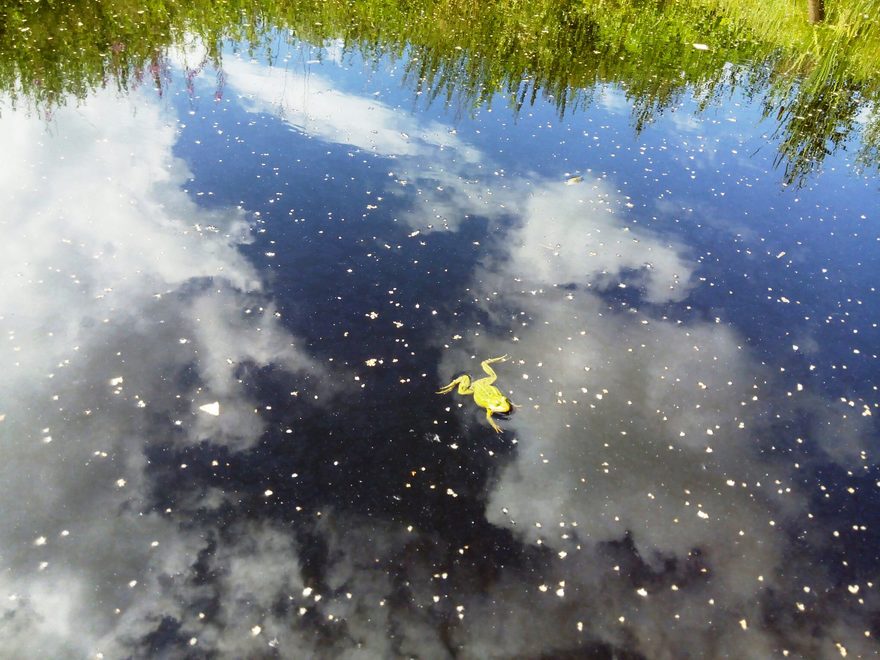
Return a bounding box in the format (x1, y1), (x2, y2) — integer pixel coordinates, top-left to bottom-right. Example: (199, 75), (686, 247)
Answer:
(0, 0), (877, 186)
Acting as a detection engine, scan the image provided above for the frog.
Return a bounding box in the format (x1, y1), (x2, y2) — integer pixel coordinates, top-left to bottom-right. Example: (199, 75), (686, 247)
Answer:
(436, 355), (512, 433)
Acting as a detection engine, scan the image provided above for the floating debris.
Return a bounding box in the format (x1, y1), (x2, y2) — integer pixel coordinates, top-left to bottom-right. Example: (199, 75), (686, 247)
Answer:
(199, 402), (221, 416)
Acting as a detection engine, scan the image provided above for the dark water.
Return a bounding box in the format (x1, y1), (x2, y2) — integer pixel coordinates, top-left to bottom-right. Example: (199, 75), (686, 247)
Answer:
(1, 18), (879, 660)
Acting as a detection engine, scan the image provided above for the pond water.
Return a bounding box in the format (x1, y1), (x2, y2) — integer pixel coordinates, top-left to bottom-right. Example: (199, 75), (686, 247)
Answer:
(1, 2), (879, 658)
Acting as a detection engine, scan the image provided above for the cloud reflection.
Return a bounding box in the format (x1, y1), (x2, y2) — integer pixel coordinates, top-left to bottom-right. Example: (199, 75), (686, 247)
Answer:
(433, 169), (878, 657)
(0, 90), (321, 655)
(222, 52), (480, 161)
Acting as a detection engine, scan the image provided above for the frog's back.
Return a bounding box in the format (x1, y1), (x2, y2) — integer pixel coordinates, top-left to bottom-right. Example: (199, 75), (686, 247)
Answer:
(472, 381), (503, 408)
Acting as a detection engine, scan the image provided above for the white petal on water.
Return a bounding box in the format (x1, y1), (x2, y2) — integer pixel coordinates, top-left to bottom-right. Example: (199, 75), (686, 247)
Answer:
(692, 43), (709, 50)
(108, 376), (124, 386)
(199, 401), (220, 416)
(251, 625), (262, 637)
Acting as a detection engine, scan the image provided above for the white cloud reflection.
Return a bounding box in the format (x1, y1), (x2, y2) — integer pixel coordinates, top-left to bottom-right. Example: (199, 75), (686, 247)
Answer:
(430, 168), (877, 657)
(221, 52), (480, 161)
(0, 90), (321, 656)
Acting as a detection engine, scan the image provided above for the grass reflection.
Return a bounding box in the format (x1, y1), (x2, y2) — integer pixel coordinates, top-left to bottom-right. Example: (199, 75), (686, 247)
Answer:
(0, 0), (877, 185)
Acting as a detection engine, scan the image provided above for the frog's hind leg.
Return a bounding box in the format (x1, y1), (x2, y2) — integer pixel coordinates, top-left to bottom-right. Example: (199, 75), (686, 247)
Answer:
(436, 375), (473, 395)
(486, 408), (503, 433)
(479, 355), (509, 382)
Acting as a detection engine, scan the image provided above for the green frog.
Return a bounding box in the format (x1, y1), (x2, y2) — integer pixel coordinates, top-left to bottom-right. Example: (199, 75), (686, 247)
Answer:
(436, 355), (512, 433)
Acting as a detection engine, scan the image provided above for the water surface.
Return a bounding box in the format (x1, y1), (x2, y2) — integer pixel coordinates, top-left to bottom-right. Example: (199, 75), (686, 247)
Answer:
(1, 2), (879, 657)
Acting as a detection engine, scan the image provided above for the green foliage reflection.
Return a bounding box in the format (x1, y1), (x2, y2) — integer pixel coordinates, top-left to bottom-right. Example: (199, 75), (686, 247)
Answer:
(0, 0), (877, 185)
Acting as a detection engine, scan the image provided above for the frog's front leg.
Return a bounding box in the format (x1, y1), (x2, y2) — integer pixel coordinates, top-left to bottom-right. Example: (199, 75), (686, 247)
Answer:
(479, 355), (509, 384)
(485, 408), (503, 433)
(436, 375), (474, 396)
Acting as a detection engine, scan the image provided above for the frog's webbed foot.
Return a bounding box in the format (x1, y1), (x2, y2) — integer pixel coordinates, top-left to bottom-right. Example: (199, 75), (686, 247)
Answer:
(437, 375), (473, 395)
(486, 409), (503, 433)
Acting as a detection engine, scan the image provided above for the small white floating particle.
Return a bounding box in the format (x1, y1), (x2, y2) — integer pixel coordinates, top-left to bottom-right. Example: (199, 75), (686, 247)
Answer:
(367, 311), (379, 319)
(692, 43), (709, 50)
(446, 488), (458, 498)
(189, 638), (197, 647)
(697, 510), (709, 519)
(556, 588), (565, 598)
(109, 376), (124, 386)
(776, 251), (786, 259)
(115, 479), (126, 488)
(199, 402), (220, 416)
(365, 358), (378, 367)
(636, 588), (648, 597)
(739, 619), (748, 630)
(264, 490), (273, 497)
(848, 585), (859, 594)
(577, 621), (583, 632)
(251, 625), (262, 637)
(558, 551), (568, 559)
(34, 536), (47, 546)
(726, 479), (735, 486)
(538, 584), (548, 593)
(302, 587), (313, 597)
(0, 413), (5, 422)
(792, 345), (799, 351)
